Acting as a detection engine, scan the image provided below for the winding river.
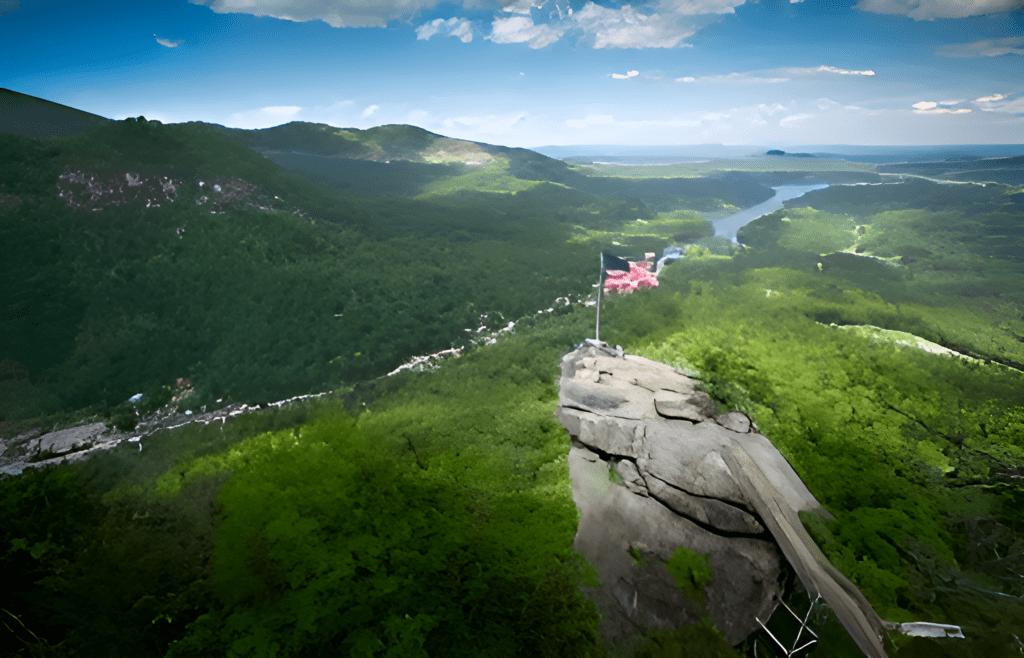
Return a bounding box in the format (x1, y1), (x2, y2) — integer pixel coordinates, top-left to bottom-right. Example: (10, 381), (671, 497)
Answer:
(712, 183), (829, 242)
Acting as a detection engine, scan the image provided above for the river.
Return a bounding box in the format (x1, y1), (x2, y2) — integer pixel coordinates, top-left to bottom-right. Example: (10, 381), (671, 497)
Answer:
(712, 184), (829, 242)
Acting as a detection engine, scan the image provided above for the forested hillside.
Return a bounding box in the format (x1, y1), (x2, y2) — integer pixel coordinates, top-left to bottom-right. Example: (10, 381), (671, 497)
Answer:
(2, 112), (1023, 658)
(1, 117), (677, 423)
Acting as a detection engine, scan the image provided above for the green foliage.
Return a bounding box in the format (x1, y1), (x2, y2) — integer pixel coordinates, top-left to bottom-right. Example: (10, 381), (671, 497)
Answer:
(738, 207), (858, 253)
(663, 547), (713, 608)
(162, 311), (605, 657)
(635, 618), (741, 658)
(1, 127), (611, 417)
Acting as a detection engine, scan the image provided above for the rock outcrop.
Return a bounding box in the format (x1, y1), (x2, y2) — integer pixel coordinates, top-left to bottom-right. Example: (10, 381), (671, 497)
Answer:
(558, 341), (887, 657)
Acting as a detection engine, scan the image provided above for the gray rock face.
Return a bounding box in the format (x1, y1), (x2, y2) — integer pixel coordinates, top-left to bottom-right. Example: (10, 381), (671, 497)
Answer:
(558, 341), (858, 651)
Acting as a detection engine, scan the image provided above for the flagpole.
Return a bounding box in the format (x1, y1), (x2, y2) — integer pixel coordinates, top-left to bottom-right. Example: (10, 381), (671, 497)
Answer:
(596, 253), (604, 342)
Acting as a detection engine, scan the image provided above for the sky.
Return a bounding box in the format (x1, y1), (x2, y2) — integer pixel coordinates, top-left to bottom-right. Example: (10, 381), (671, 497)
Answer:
(2, 0), (1023, 148)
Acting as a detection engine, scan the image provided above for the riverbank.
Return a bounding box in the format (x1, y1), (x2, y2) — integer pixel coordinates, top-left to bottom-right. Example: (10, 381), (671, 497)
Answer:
(712, 183), (829, 242)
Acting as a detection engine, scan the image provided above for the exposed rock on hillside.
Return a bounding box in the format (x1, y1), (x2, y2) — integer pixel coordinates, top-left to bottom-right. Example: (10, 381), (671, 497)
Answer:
(558, 341), (888, 657)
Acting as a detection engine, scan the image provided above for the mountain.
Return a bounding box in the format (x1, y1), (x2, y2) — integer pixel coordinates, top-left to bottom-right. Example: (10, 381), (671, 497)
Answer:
(0, 94), (668, 422)
(0, 87), (112, 138)
(205, 120), (775, 210)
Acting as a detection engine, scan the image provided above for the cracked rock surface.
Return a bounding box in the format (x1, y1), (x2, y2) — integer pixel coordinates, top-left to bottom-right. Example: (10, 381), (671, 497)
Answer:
(558, 341), (837, 649)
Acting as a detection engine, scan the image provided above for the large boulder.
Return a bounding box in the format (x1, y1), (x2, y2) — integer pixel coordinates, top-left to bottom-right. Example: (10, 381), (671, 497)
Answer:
(559, 341), (887, 657)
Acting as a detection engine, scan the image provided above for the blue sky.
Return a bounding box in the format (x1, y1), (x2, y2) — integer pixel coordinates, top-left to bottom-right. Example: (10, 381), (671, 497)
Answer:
(3, 0), (1022, 147)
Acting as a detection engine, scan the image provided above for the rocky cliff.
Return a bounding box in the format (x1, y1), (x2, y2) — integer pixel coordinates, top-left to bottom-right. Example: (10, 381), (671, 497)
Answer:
(557, 341), (888, 657)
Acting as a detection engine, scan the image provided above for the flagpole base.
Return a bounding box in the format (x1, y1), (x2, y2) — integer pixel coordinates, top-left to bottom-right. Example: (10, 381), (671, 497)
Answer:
(583, 338), (625, 358)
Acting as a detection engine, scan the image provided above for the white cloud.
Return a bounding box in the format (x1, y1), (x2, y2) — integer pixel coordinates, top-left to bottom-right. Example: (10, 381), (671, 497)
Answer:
(502, 0), (542, 13)
(938, 99), (964, 105)
(489, 15), (565, 48)
(656, 0), (748, 15)
(913, 107), (972, 115)
(937, 36), (1024, 57)
(788, 65), (875, 76)
(484, 0), (748, 50)
(610, 70), (640, 79)
(676, 65), (872, 84)
(443, 111), (528, 134)
(912, 100), (973, 115)
(779, 113), (814, 127)
(854, 0), (1024, 21)
(361, 104), (379, 118)
(974, 94), (1024, 113)
(813, 98), (866, 111)
(912, 100), (974, 114)
(189, 0), (444, 28)
(154, 36), (183, 48)
(228, 105), (302, 129)
(416, 17), (473, 42)
(572, 2), (697, 49)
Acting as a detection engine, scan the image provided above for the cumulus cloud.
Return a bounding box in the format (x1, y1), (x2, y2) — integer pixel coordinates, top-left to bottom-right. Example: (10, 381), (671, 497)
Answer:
(572, 2), (697, 48)
(788, 65), (875, 76)
(489, 14), (565, 48)
(976, 93), (1005, 102)
(854, 0), (1024, 21)
(611, 70), (640, 79)
(361, 104), (379, 118)
(154, 36), (184, 48)
(443, 111), (528, 134)
(779, 113), (814, 126)
(676, 76), (696, 82)
(416, 17), (473, 42)
(189, 0), (444, 28)
(656, 0), (748, 15)
(937, 36), (1024, 57)
(912, 101), (971, 114)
